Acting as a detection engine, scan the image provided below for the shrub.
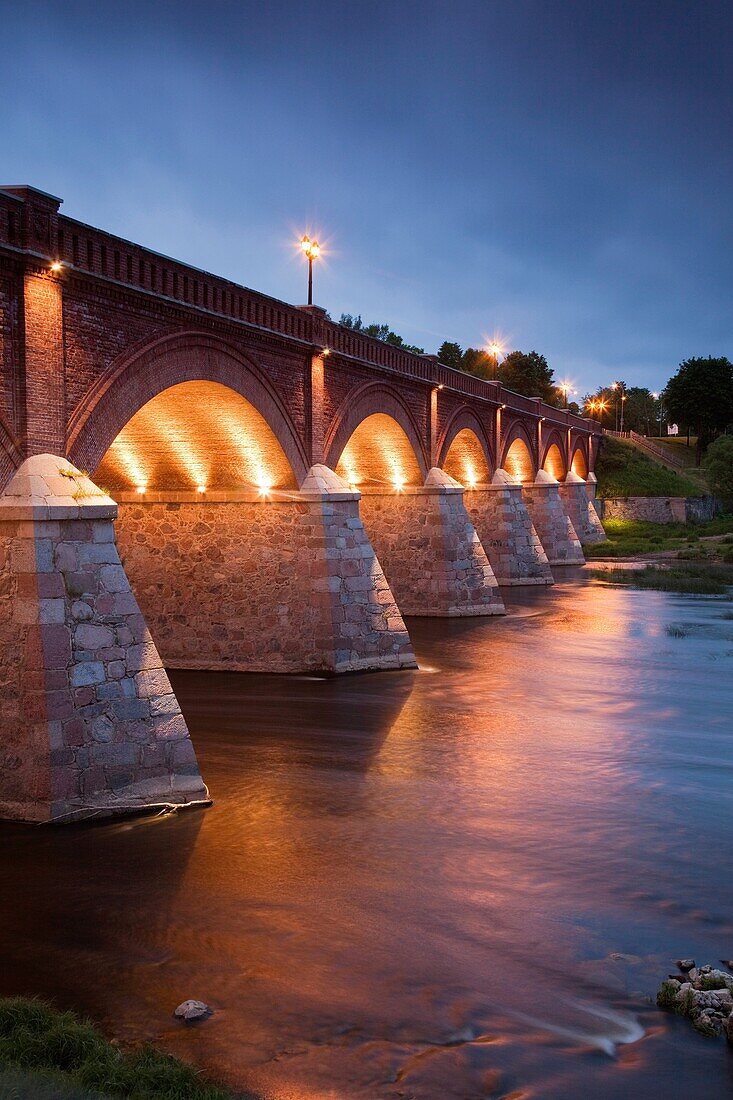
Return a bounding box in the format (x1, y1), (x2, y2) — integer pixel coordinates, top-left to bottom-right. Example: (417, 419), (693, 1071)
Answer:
(705, 435), (733, 511)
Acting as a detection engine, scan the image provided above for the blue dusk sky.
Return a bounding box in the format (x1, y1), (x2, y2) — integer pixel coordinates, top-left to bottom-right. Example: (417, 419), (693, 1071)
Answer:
(1, 0), (731, 395)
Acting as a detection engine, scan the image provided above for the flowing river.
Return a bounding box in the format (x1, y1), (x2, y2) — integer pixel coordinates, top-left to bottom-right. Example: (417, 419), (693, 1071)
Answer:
(2, 570), (733, 1099)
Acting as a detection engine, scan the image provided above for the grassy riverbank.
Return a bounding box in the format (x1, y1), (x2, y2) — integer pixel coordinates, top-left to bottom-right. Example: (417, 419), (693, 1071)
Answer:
(0, 998), (238, 1100)
(584, 517), (733, 559)
(590, 562), (733, 596)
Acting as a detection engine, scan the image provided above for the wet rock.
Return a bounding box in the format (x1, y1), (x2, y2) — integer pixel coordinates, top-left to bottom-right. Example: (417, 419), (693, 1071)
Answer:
(725, 1015), (733, 1046)
(721, 960), (733, 972)
(687, 967), (699, 983)
(174, 999), (211, 1022)
(676, 958), (695, 972)
(693, 1010), (724, 1038)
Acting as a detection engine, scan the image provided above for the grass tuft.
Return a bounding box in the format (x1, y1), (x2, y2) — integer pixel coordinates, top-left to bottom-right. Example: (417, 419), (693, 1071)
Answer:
(0, 998), (238, 1099)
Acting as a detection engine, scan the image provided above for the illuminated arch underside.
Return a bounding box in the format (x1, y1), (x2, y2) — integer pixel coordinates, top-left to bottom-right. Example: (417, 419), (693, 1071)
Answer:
(503, 437), (535, 484)
(543, 443), (565, 481)
(443, 428), (491, 487)
(94, 380), (298, 492)
(571, 448), (588, 478)
(335, 413), (423, 489)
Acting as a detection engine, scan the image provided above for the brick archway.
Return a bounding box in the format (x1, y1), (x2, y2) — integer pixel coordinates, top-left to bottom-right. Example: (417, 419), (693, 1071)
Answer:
(500, 419), (537, 476)
(324, 382), (429, 478)
(66, 331), (310, 484)
(437, 406), (494, 476)
(540, 429), (568, 479)
(570, 439), (589, 478)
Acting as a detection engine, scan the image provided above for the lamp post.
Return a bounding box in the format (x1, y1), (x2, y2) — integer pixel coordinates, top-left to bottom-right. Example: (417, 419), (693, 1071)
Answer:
(559, 380), (571, 409)
(652, 392), (663, 436)
(488, 342), (502, 380)
(300, 236), (321, 306)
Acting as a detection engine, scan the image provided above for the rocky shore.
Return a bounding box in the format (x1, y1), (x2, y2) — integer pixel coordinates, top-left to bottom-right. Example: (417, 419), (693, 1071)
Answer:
(657, 960), (733, 1039)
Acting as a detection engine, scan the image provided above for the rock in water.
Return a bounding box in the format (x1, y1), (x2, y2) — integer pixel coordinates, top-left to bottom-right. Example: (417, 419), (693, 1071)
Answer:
(174, 999), (211, 1022)
(676, 959), (695, 972)
(725, 1015), (733, 1046)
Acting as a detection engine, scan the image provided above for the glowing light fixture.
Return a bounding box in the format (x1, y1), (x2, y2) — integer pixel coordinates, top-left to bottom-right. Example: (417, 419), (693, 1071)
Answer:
(50, 261), (63, 273)
(321, 346), (331, 357)
(299, 235), (322, 305)
(136, 484), (147, 495)
(197, 484), (206, 493)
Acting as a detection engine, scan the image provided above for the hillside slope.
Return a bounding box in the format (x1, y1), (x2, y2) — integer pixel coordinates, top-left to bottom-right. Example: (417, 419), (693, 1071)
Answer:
(595, 436), (702, 498)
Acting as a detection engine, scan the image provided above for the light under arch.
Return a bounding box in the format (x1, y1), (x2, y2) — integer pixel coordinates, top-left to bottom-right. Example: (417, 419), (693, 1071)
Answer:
(571, 445), (589, 478)
(94, 380), (298, 493)
(503, 437), (535, 484)
(442, 428), (492, 487)
(67, 331), (309, 485)
(334, 412), (423, 489)
(325, 382), (429, 482)
(543, 442), (565, 481)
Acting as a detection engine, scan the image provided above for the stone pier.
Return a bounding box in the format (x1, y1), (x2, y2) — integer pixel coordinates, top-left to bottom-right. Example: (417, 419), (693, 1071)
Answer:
(523, 470), (585, 565)
(358, 468), (505, 616)
(0, 455), (208, 823)
(114, 465), (416, 674)
(465, 469), (554, 586)
(559, 471), (606, 544)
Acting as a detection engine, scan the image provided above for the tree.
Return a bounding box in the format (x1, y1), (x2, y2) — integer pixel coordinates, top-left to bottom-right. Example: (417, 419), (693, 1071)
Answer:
(338, 314), (424, 355)
(664, 357), (733, 464)
(705, 434), (733, 511)
(437, 341), (463, 370)
(498, 350), (558, 403)
(460, 347), (495, 379)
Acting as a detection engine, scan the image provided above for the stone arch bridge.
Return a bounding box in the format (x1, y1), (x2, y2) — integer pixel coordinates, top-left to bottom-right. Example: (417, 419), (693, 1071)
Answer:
(0, 185), (604, 822)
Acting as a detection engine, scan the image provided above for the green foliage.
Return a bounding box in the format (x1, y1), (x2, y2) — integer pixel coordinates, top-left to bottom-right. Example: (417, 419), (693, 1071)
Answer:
(460, 346), (495, 379)
(437, 341), (463, 370)
(497, 350), (559, 404)
(584, 516), (733, 559)
(595, 437), (701, 498)
(0, 998), (236, 1099)
(591, 563), (733, 595)
(664, 356), (733, 462)
(656, 980), (680, 1009)
(338, 314), (424, 354)
(705, 434), (733, 511)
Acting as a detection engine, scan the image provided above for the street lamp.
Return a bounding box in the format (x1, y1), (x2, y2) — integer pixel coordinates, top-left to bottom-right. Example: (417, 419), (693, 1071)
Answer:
(488, 342), (502, 379)
(300, 235), (321, 306)
(558, 380), (572, 409)
(652, 392), (663, 436)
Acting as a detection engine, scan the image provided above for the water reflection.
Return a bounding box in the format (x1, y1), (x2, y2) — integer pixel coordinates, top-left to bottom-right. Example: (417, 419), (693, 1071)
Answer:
(1, 573), (733, 1098)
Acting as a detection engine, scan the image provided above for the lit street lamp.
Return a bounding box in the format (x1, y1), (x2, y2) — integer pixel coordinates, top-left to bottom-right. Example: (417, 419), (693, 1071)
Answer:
(558, 380), (572, 409)
(652, 392), (663, 436)
(300, 235), (321, 306)
(488, 342), (503, 379)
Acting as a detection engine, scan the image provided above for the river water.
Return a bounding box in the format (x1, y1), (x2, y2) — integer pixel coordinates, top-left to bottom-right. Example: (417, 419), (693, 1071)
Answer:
(2, 570), (733, 1099)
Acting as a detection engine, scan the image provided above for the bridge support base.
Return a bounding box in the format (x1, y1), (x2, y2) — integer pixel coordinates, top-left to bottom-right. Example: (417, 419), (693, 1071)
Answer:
(113, 466), (416, 674)
(0, 455), (208, 824)
(559, 472), (606, 544)
(358, 468), (505, 616)
(522, 471), (585, 565)
(465, 470), (554, 585)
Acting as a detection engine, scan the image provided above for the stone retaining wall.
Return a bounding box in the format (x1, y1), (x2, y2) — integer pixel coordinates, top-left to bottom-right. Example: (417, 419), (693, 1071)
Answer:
(598, 496), (720, 524)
